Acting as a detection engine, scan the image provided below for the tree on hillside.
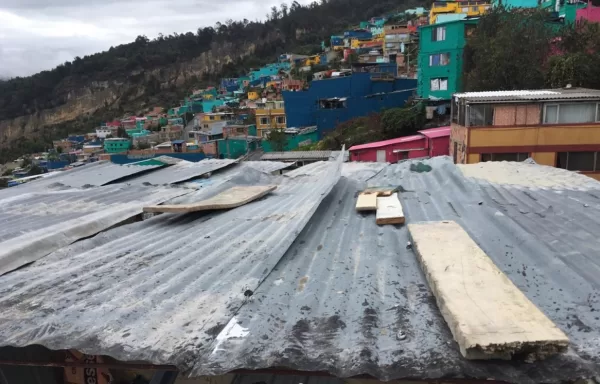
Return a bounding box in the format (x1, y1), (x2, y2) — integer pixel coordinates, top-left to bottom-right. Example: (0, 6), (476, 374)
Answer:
(547, 21), (600, 89)
(464, 6), (553, 91)
(267, 129), (288, 151)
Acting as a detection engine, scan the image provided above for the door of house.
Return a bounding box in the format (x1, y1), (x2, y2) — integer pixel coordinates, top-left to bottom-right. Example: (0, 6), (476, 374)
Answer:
(376, 150), (386, 162)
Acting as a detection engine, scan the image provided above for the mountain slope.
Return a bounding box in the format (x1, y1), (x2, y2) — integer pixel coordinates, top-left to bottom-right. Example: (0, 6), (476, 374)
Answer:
(0, 0), (417, 162)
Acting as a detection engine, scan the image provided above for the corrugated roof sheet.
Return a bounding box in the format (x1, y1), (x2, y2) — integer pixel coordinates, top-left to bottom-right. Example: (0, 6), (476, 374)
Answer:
(418, 126), (451, 139)
(0, 184), (190, 275)
(0, 157), (343, 371)
(199, 158), (600, 383)
(348, 135), (424, 151)
(0, 157), (599, 383)
(9, 161), (164, 191)
(243, 161), (294, 174)
(261, 151), (333, 161)
(454, 87), (600, 103)
(125, 159), (236, 185)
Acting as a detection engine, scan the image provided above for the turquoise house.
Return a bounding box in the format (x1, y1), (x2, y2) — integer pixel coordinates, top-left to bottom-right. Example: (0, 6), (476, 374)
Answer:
(250, 63), (291, 81)
(417, 19), (479, 100)
(202, 99), (225, 113)
(104, 138), (131, 153)
(493, 0), (538, 7)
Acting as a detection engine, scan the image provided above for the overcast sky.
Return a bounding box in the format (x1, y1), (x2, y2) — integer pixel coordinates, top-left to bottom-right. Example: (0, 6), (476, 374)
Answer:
(0, 0), (312, 78)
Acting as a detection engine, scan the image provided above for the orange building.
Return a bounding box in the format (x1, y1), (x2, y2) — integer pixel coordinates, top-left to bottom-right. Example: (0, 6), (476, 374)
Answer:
(450, 88), (600, 180)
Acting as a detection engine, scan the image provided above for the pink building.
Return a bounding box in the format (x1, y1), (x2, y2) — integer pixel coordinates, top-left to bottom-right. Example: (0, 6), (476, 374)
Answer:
(348, 126), (450, 163)
(577, 6), (600, 23)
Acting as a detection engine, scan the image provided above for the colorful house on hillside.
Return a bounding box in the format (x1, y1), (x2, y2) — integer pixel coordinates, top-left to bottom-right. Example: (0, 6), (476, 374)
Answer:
(249, 63), (290, 81)
(283, 72), (417, 135)
(449, 88), (600, 180)
(348, 126), (451, 162)
(417, 18), (479, 101)
(104, 138), (131, 154)
(429, 1), (490, 24)
(331, 35), (345, 51)
(256, 101), (287, 138)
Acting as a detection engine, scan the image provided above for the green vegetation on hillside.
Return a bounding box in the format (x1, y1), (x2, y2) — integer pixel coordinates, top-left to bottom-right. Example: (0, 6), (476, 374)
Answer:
(464, 6), (600, 91)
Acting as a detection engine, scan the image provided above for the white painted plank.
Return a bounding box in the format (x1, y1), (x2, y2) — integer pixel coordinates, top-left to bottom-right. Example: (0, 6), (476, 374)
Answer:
(408, 220), (569, 360)
(375, 193), (404, 225)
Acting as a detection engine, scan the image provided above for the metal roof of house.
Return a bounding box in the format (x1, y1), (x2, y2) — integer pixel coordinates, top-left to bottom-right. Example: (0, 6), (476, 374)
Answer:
(0, 184), (190, 276)
(242, 161), (294, 174)
(454, 87), (600, 103)
(261, 151), (333, 161)
(348, 135), (424, 151)
(0, 157), (599, 383)
(125, 159), (237, 185)
(418, 126), (451, 139)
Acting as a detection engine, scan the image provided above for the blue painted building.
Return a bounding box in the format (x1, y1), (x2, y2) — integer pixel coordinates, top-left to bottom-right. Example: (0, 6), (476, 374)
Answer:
(283, 72), (417, 134)
(343, 29), (373, 40)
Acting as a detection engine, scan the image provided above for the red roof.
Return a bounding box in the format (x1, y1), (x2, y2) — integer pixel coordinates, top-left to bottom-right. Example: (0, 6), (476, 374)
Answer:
(418, 126), (451, 139)
(105, 120), (121, 127)
(348, 134), (424, 151)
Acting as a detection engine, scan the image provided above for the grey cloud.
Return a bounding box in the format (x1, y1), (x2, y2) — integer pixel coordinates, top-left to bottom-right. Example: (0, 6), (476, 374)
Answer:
(0, 0), (310, 78)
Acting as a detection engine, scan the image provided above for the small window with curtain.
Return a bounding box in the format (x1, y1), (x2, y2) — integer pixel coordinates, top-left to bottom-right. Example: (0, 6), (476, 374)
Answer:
(432, 26), (446, 41)
(468, 104), (494, 126)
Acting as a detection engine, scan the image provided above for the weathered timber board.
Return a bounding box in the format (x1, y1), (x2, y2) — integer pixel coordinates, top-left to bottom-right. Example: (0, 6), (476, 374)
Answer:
(143, 185), (277, 213)
(375, 193), (405, 225)
(408, 220), (569, 360)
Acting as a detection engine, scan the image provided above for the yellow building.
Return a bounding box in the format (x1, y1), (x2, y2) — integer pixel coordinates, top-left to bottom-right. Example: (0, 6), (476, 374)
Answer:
(305, 55), (321, 66)
(429, 1), (490, 24)
(450, 88), (600, 180)
(256, 101), (286, 137)
(248, 91), (260, 100)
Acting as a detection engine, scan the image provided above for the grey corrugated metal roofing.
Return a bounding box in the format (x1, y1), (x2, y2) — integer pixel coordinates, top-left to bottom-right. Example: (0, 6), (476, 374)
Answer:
(454, 87), (600, 103)
(0, 184), (190, 275)
(261, 151), (332, 161)
(0, 157), (599, 383)
(5, 161), (164, 192)
(199, 158), (600, 383)
(243, 161), (294, 174)
(125, 159), (237, 185)
(0, 157), (343, 372)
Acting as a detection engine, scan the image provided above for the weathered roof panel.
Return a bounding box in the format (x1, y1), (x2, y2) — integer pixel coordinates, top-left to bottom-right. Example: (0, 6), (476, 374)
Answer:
(125, 159), (237, 185)
(454, 87), (600, 103)
(0, 158), (342, 370)
(0, 157), (599, 383)
(261, 151), (333, 161)
(0, 184), (190, 275)
(243, 161), (294, 174)
(200, 158), (600, 383)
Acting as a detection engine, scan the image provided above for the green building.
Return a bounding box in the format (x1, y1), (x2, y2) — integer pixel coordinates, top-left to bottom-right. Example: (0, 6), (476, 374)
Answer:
(417, 19), (479, 100)
(104, 138), (131, 154)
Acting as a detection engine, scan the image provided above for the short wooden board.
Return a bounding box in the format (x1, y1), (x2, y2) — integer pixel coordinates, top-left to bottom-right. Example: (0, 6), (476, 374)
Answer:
(356, 192), (378, 211)
(363, 186), (398, 196)
(375, 193), (405, 225)
(143, 185), (277, 213)
(408, 220), (569, 360)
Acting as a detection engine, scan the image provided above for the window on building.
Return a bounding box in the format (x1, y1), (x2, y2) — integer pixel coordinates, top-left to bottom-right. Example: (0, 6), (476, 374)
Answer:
(277, 116), (286, 124)
(236, 127), (245, 134)
(260, 117), (270, 125)
(432, 26), (446, 41)
(557, 151), (599, 171)
(430, 77), (448, 91)
(188, 132), (195, 139)
(543, 103), (600, 124)
(481, 153), (529, 162)
(429, 53), (450, 66)
(468, 104), (494, 126)
(209, 116), (215, 121)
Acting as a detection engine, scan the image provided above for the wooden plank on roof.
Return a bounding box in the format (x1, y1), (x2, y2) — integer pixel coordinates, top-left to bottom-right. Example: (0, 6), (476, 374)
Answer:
(375, 193), (405, 225)
(356, 192), (378, 211)
(408, 220), (569, 361)
(143, 185), (277, 213)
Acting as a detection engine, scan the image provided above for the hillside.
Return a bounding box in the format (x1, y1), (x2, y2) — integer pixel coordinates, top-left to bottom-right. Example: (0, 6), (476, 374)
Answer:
(0, 0), (420, 162)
